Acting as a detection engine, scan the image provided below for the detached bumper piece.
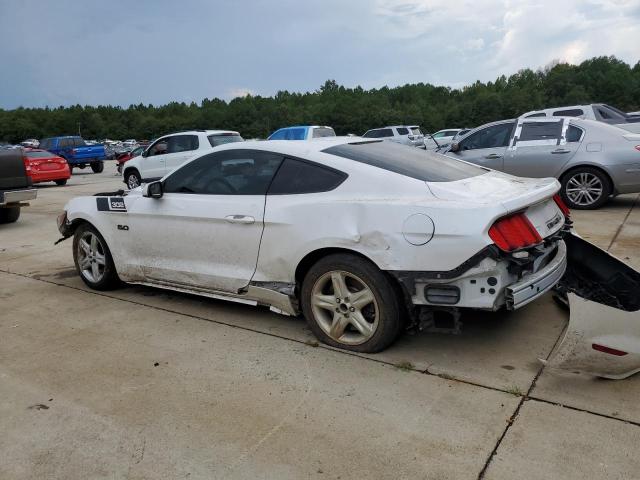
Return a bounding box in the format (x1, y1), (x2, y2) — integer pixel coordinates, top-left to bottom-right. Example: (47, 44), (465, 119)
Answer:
(547, 232), (640, 379)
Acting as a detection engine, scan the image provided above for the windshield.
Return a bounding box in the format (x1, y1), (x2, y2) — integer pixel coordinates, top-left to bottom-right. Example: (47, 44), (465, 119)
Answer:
(208, 133), (244, 147)
(409, 127), (423, 136)
(323, 141), (487, 182)
(25, 151), (54, 158)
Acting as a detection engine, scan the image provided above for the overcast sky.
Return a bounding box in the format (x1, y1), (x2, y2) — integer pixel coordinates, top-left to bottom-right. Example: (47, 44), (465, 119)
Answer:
(1, 0), (639, 109)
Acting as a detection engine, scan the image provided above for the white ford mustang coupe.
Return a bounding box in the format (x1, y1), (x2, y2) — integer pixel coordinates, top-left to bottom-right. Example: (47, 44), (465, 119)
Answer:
(57, 138), (639, 374)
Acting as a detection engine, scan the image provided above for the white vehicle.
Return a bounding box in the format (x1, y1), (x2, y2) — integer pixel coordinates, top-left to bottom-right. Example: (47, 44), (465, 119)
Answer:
(362, 126), (426, 148)
(122, 139), (138, 148)
(431, 129), (463, 146)
(57, 139), (640, 375)
(522, 104), (640, 134)
(122, 130), (243, 189)
(20, 138), (39, 148)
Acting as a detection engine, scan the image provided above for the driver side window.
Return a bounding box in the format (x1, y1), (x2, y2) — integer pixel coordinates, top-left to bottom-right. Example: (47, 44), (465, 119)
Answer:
(163, 150), (283, 195)
(459, 122), (515, 150)
(148, 137), (169, 156)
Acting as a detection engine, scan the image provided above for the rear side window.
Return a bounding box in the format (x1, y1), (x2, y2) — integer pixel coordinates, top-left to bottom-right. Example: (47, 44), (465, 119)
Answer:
(268, 158), (347, 194)
(73, 138), (86, 147)
(519, 121), (563, 141)
(208, 133), (243, 147)
(287, 128), (306, 140)
(323, 141), (486, 182)
(311, 127), (336, 138)
(168, 135), (198, 153)
(553, 109), (584, 117)
(396, 127), (409, 135)
(566, 125), (584, 143)
(524, 112), (547, 118)
(363, 128), (393, 138)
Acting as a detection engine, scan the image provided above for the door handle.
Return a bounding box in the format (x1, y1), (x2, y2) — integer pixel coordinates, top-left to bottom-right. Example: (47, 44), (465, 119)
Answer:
(551, 149), (571, 154)
(225, 215), (255, 224)
(484, 153), (503, 159)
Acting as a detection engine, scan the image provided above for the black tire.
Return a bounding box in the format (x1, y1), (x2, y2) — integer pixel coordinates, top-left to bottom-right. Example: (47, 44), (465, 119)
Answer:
(560, 167), (612, 210)
(124, 169), (142, 189)
(91, 161), (104, 173)
(55, 179), (67, 186)
(0, 206), (20, 224)
(300, 253), (402, 353)
(72, 223), (120, 290)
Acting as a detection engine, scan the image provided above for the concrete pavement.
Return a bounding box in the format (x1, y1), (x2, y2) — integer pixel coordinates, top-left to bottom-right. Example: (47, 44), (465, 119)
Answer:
(1, 167), (639, 479)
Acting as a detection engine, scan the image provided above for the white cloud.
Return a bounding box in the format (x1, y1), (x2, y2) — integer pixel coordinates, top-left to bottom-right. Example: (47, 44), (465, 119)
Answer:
(227, 88), (255, 99)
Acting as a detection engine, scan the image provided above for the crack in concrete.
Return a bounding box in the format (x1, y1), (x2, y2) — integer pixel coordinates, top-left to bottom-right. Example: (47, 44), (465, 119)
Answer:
(607, 193), (639, 252)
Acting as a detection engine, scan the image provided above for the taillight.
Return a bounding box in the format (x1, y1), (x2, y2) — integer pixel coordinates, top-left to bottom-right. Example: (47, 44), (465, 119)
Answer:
(592, 344), (628, 356)
(22, 156), (32, 175)
(553, 194), (570, 218)
(71, 148), (77, 155)
(634, 145), (640, 151)
(489, 213), (542, 252)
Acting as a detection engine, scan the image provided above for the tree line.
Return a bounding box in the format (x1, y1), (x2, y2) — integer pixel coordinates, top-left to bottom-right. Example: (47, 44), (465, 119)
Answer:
(1, 56), (639, 143)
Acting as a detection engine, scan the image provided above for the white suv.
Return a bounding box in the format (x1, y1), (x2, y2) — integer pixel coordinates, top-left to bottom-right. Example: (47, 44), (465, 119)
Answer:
(362, 125), (426, 148)
(122, 130), (242, 189)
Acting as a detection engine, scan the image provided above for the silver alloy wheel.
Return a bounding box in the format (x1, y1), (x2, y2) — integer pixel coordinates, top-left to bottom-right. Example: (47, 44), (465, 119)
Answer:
(565, 172), (603, 206)
(310, 270), (379, 345)
(77, 231), (107, 283)
(127, 173), (140, 189)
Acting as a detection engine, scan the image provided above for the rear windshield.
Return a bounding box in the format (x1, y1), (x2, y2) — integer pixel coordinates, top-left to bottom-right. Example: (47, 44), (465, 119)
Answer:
(323, 141), (486, 182)
(312, 127), (336, 138)
(208, 133), (244, 147)
(25, 151), (54, 158)
(409, 127), (422, 135)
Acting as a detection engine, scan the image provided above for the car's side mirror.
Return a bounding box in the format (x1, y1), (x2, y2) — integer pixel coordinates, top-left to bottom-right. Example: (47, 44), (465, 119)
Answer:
(142, 181), (163, 199)
(449, 142), (460, 153)
(141, 149), (148, 157)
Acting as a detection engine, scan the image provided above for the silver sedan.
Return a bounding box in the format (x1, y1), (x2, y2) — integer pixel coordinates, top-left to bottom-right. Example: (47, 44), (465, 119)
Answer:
(445, 117), (640, 209)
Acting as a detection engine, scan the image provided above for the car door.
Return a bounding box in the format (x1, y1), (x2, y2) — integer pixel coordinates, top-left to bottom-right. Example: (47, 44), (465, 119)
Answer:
(503, 119), (581, 178)
(140, 136), (170, 181)
(163, 134), (200, 175)
(448, 121), (515, 170)
(125, 149), (284, 293)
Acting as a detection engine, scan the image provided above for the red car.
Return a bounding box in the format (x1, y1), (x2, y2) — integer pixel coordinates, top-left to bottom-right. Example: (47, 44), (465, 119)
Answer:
(23, 149), (71, 186)
(116, 145), (145, 173)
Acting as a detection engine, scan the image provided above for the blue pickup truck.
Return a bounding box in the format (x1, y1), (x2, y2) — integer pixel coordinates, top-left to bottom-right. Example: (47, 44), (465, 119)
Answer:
(39, 136), (106, 173)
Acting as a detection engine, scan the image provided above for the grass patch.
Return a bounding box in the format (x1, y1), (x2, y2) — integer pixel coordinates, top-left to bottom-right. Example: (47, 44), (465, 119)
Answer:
(394, 361), (415, 372)
(505, 385), (524, 396)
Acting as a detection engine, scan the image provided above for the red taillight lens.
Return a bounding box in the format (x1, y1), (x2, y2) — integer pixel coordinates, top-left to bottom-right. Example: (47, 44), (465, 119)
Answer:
(592, 344), (628, 356)
(71, 148), (76, 155)
(634, 145), (640, 152)
(489, 213), (542, 252)
(22, 156), (32, 174)
(553, 194), (570, 218)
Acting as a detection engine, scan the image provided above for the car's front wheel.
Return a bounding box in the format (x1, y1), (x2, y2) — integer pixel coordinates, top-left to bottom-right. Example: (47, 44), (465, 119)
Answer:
(301, 253), (402, 353)
(73, 223), (120, 290)
(560, 167), (611, 210)
(125, 169), (141, 189)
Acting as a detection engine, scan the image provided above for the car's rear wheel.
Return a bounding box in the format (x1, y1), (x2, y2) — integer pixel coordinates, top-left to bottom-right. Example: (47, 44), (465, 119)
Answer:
(91, 161), (104, 173)
(55, 179), (67, 186)
(125, 169), (141, 189)
(73, 224), (120, 290)
(301, 253), (402, 353)
(0, 206), (20, 224)
(561, 167), (611, 210)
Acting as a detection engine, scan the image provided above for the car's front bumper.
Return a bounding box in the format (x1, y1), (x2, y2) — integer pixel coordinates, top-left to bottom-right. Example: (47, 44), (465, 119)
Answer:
(1, 188), (37, 206)
(505, 240), (567, 309)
